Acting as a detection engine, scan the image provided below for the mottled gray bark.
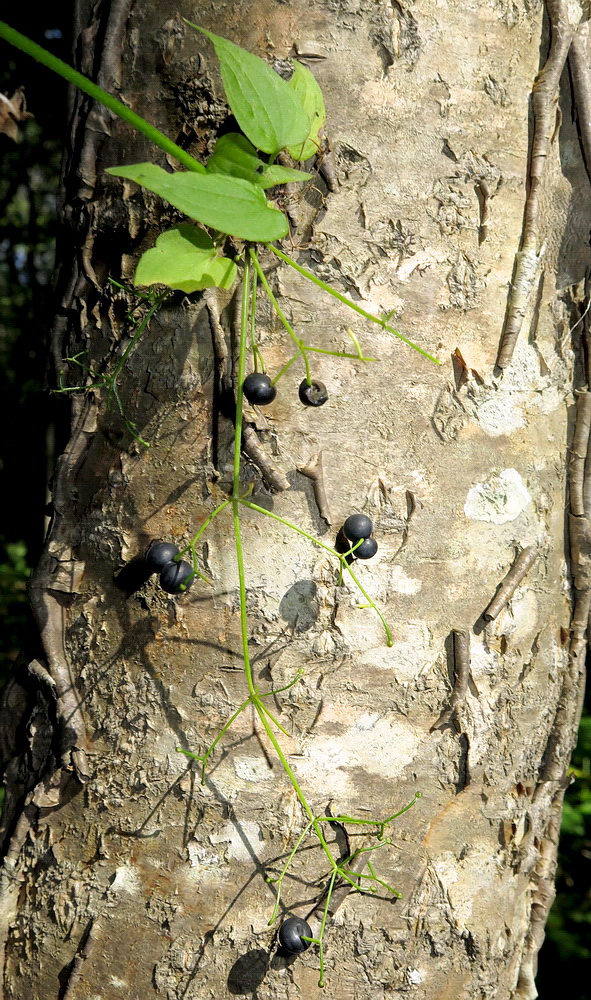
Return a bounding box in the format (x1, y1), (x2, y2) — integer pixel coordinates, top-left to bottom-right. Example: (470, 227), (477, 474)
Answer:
(1, 1), (589, 998)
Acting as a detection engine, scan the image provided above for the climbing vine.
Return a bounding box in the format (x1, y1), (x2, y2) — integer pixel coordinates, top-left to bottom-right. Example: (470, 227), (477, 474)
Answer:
(0, 18), (435, 985)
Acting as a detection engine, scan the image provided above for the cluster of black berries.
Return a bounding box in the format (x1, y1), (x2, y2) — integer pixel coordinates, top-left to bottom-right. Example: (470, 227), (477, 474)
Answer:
(243, 373), (328, 408)
(145, 541), (194, 594)
(343, 513), (378, 559)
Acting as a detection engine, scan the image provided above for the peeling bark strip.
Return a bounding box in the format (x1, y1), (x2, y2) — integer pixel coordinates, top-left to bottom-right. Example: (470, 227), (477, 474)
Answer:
(450, 627), (470, 720)
(476, 177), (492, 244)
(513, 273), (591, 1000)
(515, 805), (562, 1000)
(496, 249), (544, 368)
(569, 370), (591, 590)
(430, 628), (470, 730)
(297, 451), (333, 525)
(27, 395), (95, 784)
(204, 287), (230, 392)
(568, 23), (591, 184)
(242, 424), (290, 491)
(569, 390), (591, 516)
(61, 918), (97, 1000)
(496, 0), (576, 368)
(517, 589), (591, 996)
(483, 545), (539, 621)
(317, 141), (339, 193)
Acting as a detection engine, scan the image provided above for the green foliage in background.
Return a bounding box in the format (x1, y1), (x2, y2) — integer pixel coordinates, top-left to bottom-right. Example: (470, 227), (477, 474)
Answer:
(536, 704), (591, 999)
(0, 18), (65, 685)
(0, 538), (30, 676)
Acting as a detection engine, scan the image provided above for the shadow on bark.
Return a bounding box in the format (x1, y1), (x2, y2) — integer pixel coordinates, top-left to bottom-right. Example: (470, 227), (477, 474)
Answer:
(227, 948), (270, 994)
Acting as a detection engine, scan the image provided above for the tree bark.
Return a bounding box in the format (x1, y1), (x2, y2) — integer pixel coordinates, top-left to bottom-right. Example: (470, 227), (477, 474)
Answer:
(1, 1), (589, 998)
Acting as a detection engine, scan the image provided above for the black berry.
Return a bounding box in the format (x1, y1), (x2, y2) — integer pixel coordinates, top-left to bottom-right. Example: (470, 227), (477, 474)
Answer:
(160, 560), (195, 594)
(343, 514), (373, 542)
(146, 541), (180, 572)
(278, 916), (313, 954)
(243, 372), (277, 405)
(299, 378), (328, 407)
(354, 536), (378, 560)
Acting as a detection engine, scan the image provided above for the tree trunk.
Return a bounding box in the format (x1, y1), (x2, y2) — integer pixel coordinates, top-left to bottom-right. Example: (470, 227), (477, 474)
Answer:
(1, 1), (588, 998)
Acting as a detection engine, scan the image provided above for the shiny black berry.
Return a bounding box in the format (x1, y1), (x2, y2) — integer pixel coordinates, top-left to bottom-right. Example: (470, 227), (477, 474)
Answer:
(243, 372), (276, 405)
(299, 378), (328, 407)
(160, 560), (194, 594)
(278, 916), (313, 954)
(145, 541), (180, 572)
(354, 536), (378, 560)
(343, 514), (373, 542)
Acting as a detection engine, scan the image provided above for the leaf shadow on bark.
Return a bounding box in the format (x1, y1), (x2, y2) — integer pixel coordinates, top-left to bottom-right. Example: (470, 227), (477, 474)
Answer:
(97, 569), (298, 848)
(171, 779), (275, 998)
(227, 948), (269, 995)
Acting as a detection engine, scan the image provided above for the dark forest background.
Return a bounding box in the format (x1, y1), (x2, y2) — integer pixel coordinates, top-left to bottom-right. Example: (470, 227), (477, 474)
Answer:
(0, 7), (589, 995)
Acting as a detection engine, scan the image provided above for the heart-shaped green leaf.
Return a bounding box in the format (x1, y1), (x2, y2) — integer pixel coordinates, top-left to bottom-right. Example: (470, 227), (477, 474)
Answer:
(134, 225), (237, 292)
(207, 133), (312, 188)
(287, 61), (326, 161)
(186, 22), (310, 155)
(106, 162), (289, 241)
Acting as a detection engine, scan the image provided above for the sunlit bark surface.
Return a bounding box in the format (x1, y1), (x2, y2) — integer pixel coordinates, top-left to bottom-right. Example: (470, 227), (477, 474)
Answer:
(1, 1), (588, 998)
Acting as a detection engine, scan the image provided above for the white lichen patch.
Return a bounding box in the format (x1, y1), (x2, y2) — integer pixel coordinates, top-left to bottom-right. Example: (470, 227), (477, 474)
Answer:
(353, 711), (381, 731)
(476, 395), (526, 436)
(388, 565), (423, 595)
(209, 820), (265, 862)
(457, 338), (568, 436)
(498, 336), (567, 394)
(110, 864), (141, 895)
(185, 840), (224, 882)
(464, 468), (531, 523)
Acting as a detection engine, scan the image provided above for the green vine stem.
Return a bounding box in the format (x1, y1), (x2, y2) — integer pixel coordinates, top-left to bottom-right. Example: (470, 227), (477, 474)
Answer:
(249, 248), (312, 384)
(56, 290), (168, 447)
(249, 267), (266, 372)
(176, 496), (234, 585)
(110, 291), (168, 380)
(174, 259), (417, 988)
(250, 247), (377, 385)
(307, 868), (338, 988)
(266, 244), (440, 365)
(0, 21), (204, 173)
(231, 256), (337, 869)
(2, 18), (427, 986)
(179, 263), (401, 939)
(239, 499), (393, 645)
(266, 792), (421, 928)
